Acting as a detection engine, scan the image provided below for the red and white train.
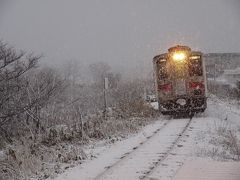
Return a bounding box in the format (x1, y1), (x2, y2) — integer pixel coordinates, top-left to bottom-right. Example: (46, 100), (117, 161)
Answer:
(153, 45), (207, 115)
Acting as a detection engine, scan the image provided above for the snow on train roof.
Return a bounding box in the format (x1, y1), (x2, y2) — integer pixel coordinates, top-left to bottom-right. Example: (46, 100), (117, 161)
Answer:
(224, 67), (240, 75)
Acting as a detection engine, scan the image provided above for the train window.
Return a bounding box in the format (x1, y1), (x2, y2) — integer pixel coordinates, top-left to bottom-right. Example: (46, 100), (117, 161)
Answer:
(188, 57), (203, 76)
(174, 63), (186, 79)
(158, 59), (168, 79)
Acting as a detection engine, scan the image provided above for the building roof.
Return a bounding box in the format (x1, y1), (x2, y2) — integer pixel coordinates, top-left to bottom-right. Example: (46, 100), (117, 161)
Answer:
(224, 67), (240, 75)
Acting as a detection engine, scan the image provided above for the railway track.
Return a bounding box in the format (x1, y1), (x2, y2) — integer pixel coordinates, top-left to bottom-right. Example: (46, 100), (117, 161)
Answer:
(93, 116), (193, 180)
(93, 117), (172, 180)
(141, 116), (193, 180)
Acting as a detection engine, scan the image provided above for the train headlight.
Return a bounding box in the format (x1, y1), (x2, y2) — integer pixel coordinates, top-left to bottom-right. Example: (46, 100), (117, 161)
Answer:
(172, 52), (186, 62)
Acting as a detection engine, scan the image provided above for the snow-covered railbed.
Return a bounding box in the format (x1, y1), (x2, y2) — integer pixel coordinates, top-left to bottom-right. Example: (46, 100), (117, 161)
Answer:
(146, 116), (212, 180)
(53, 98), (240, 180)
(95, 118), (192, 180)
(53, 117), (193, 180)
(53, 119), (168, 180)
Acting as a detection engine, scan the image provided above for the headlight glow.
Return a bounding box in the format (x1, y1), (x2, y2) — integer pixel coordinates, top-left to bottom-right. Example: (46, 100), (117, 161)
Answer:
(172, 52), (186, 62)
(190, 56), (200, 60)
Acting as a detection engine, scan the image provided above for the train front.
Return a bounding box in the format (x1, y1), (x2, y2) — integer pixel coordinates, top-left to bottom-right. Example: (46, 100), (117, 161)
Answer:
(153, 45), (207, 115)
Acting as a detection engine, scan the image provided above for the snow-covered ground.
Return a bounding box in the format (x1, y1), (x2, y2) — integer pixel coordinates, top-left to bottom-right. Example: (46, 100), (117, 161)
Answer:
(172, 160), (240, 180)
(52, 120), (168, 180)
(52, 96), (240, 180)
(149, 102), (158, 110)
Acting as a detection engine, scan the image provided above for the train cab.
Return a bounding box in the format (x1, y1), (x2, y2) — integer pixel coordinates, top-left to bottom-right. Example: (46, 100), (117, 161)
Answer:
(153, 45), (207, 115)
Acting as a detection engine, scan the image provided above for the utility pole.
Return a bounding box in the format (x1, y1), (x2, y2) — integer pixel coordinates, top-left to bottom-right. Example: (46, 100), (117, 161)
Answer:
(103, 77), (108, 120)
(214, 63), (216, 94)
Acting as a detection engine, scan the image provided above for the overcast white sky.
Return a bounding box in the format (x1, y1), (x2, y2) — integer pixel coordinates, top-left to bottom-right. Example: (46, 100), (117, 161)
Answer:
(0, 0), (240, 73)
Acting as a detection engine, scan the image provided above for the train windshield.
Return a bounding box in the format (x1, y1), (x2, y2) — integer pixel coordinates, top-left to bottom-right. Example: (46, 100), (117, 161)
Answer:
(158, 59), (168, 79)
(188, 56), (203, 76)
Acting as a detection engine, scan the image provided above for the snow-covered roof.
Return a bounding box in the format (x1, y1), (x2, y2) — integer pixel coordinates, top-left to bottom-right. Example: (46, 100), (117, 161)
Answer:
(224, 67), (240, 75)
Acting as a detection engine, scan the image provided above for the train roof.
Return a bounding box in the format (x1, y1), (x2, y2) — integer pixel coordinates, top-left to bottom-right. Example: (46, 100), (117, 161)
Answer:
(168, 45), (191, 52)
(153, 51), (203, 62)
(191, 51), (203, 55)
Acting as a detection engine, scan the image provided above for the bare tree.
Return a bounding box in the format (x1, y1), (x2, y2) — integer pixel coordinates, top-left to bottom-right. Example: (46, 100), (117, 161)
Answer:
(0, 42), (38, 126)
(0, 42), (63, 142)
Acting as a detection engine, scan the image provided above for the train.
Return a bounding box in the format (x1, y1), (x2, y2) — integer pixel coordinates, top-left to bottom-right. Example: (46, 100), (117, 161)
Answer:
(153, 45), (207, 115)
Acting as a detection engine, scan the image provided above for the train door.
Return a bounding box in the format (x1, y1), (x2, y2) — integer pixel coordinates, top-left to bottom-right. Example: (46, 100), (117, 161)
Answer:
(172, 56), (188, 96)
(168, 50), (191, 98)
